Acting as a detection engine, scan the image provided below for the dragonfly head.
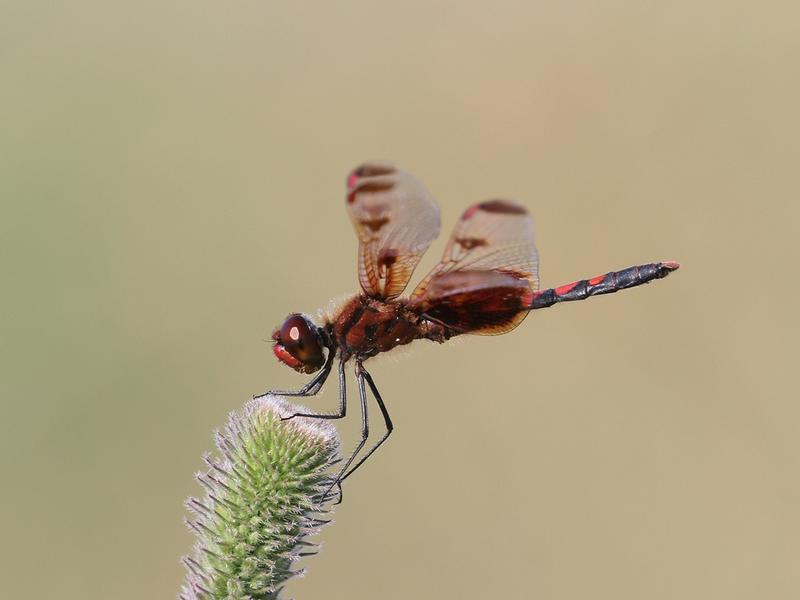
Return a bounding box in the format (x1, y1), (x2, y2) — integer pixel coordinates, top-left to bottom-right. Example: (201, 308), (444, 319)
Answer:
(271, 313), (327, 374)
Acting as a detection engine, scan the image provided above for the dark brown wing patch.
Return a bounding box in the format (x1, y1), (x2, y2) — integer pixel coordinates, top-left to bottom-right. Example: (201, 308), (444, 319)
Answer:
(360, 216), (390, 232)
(416, 270), (534, 335)
(347, 179), (395, 204)
(455, 236), (488, 250)
(464, 199), (528, 217)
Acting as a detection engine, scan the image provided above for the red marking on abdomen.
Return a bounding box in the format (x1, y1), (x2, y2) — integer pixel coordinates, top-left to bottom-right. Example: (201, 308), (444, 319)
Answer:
(555, 281), (578, 296)
(588, 275), (605, 285)
(347, 172), (358, 190)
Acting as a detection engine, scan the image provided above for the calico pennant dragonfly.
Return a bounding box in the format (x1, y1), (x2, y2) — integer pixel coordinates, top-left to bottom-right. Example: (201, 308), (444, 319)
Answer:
(255, 162), (679, 502)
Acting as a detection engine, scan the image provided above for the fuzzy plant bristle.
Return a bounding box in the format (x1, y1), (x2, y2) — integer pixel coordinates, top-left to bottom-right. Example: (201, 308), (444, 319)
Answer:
(180, 396), (341, 600)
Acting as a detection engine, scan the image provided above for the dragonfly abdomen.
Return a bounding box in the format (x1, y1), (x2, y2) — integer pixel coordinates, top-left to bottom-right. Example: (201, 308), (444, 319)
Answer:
(531, 261), (679, 310)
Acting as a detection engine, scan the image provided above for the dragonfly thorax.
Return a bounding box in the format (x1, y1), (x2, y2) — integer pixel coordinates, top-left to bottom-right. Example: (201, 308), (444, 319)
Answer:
(330, 295), (448, 361)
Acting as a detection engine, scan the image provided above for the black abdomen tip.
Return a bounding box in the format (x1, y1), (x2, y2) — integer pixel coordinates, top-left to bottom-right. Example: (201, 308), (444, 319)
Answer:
(658, 261), (681, 277)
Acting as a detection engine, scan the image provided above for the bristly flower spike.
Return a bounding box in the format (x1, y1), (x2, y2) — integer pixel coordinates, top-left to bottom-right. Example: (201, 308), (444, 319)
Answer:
(180, 396), (340, 600)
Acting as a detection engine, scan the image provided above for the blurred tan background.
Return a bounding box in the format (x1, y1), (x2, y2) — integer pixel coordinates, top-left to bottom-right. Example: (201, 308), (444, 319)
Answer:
(1, 1), (798, 598)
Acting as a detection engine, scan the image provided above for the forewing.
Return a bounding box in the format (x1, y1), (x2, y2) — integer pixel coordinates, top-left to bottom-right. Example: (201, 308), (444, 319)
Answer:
(346, 162), (441, 299)
(410, 199), (539, 335)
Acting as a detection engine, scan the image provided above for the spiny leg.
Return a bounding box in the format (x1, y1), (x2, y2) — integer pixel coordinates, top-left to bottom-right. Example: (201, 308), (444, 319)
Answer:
(281, 358), (347, 422)
(321, 361), (370, 504)
(253, 346), (335, 400)
(340, 367), (393, 484)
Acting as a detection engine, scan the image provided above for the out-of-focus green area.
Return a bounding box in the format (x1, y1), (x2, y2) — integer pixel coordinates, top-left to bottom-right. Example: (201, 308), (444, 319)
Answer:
(1, 2), (798, 598)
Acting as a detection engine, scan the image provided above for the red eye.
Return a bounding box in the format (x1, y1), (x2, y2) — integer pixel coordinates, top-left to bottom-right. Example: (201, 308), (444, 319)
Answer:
(273, 314), (325, 373)
(280, 315), (310, 347)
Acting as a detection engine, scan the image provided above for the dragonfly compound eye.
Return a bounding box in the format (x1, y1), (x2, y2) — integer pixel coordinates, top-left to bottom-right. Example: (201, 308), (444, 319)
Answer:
(273, 313), (325, 374)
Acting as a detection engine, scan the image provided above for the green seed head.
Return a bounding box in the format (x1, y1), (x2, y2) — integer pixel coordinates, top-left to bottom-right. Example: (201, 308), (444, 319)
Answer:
(180, 396), (340, 600)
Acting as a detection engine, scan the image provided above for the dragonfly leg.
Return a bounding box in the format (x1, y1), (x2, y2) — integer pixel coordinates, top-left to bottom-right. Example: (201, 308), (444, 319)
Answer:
(340, 367), (393, 484)
(253, 347), (335, 400)
(321, 360), (371, 504)
(280, 358), (348, 422)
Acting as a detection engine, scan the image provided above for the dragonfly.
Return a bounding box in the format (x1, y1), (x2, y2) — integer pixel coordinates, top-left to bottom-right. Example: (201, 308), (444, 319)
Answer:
(256, 161), (679, 503)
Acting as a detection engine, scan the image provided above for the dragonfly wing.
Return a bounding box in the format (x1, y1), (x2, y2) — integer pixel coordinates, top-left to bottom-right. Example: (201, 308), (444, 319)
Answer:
(346, 162), (441, 299)
(410, 199), (539, 335)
